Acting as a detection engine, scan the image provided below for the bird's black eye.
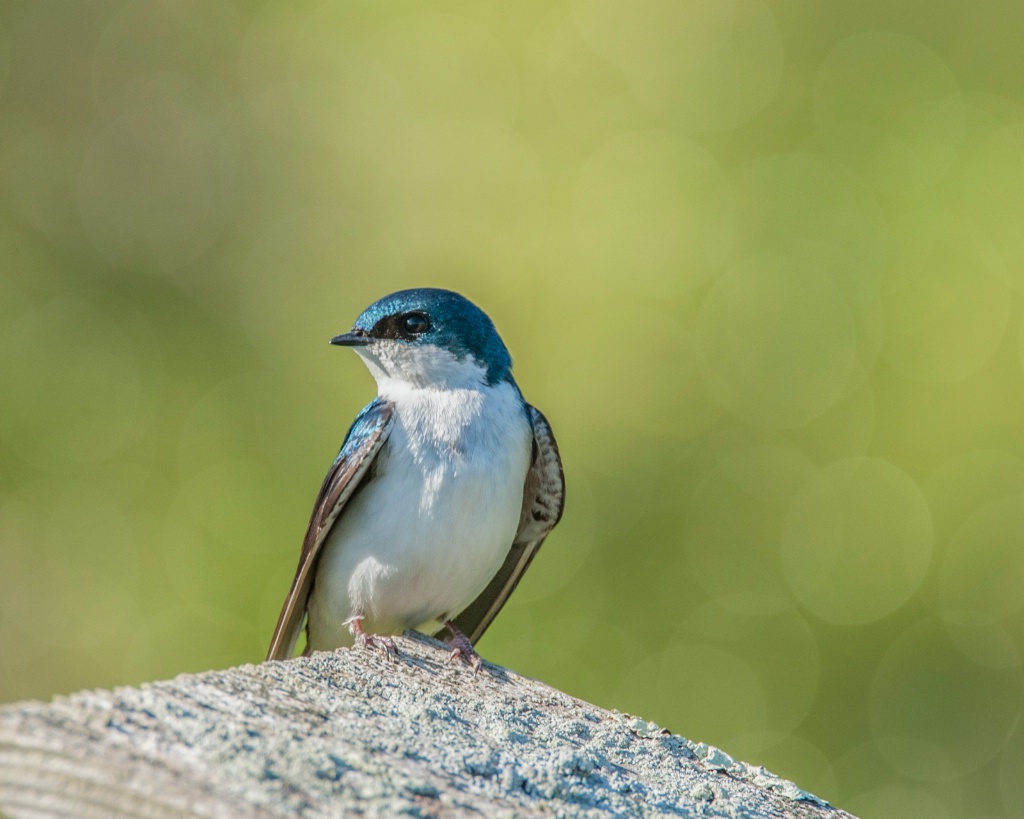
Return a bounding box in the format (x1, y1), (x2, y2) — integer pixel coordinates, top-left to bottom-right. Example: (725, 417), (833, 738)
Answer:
(401, 312), (431, 337)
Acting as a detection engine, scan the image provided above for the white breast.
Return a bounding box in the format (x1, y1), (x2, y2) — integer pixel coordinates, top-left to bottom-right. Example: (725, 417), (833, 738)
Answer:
(306, 375), (533, 651)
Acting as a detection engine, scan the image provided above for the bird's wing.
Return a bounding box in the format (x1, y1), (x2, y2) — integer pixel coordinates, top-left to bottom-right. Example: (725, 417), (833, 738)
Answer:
(266, 398), (395, 661)
(451, 404), (565, 645)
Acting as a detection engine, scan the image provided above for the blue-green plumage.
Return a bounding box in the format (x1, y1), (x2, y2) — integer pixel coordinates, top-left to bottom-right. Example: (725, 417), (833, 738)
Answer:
(350, 288), (514, 386)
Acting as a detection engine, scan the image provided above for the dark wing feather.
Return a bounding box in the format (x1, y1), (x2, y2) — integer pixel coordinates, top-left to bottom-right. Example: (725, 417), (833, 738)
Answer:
(451, 405), (565, 644)
(266, 398), (394, 661)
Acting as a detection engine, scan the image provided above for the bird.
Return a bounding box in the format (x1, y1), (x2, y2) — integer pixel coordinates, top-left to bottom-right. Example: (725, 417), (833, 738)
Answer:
(266, 288), (564, 669)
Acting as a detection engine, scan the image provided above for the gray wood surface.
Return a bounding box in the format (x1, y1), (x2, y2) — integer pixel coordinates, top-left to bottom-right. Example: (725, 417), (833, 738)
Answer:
(0, 632), (855, 818)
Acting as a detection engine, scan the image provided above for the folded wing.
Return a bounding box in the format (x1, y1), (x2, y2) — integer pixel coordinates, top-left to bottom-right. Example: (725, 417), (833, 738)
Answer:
(451, 405), (565, 644)
(266, 398), (395, 661)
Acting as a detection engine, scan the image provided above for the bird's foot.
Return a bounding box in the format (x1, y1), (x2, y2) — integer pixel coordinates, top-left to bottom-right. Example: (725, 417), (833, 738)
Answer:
(443, 620), (482, 674)
(345, 615), (398, 661)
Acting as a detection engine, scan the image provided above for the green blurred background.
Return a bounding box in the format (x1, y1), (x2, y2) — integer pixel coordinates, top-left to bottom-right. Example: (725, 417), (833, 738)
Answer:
(1, 1), (1023, 816)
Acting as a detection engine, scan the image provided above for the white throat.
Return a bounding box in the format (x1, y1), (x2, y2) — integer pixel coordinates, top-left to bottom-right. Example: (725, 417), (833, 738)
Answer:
(355, 341), (492, 394)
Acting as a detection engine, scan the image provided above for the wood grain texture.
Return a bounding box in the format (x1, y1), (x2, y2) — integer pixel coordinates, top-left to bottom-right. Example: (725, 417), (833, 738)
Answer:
(0, 633), (856, 818)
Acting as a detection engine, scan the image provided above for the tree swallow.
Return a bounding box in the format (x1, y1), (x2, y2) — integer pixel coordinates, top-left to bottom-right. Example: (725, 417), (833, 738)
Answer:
(266, 288), (564, 669)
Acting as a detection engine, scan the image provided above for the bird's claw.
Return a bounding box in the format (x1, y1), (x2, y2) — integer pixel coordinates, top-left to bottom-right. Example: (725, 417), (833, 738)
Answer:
(356, 632), (398, 661)
(346, 615), (398, 661)
(444, 621), (482, 674)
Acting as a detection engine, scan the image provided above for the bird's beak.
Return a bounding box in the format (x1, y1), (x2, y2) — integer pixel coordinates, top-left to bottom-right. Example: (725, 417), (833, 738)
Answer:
(329, 331), (371, 347)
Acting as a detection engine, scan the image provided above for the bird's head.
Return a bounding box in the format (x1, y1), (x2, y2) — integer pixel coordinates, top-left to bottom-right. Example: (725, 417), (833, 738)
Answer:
(330, 288), (513, 390)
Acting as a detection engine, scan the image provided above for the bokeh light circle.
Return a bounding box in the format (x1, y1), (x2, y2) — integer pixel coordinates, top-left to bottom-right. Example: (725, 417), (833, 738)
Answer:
(943, 620), (1020, 672)
(617, 642), (768, 751)
(569, 0), (737, 81)
(553, 300), (716, 439)
(685, 445), (815, 612)
(571, 0), (783, 133)
(878, 210), (1011, 384)
(370, 116), (540, 261)
(573, 130), (734, 295)
(781, 457), (932, 624)
(923, 449), (1024, 553)
(732, 731), (837, 805)
(872, 736), (963, 787)
(729, 152), (886, 272)
(678, 601), (820, 735)
(964, 123), (1024, 294)
(789, 384), (877, 464)
(662, 643), (768, 749)
(288, 9), (519, 147)
(870, 618), (1023, 775)
(814, 31), (964, 206)
(695, 249), (859, 429)
(938, 494), (1024, 622)
(527, 4), (643, 134)
(726, 157), (888, 405)
(367, 12), (519, 125)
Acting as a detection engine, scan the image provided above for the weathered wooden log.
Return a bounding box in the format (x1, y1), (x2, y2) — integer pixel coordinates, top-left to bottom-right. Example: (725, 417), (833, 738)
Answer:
(0, 631), (854, 818)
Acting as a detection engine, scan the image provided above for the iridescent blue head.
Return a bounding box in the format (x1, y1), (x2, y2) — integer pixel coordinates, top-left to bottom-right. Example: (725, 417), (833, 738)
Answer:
(331, 288), (514, 388)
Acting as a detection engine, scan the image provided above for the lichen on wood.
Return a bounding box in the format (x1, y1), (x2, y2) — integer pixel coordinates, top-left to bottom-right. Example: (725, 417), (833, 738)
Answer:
(0, 631), (855, 818)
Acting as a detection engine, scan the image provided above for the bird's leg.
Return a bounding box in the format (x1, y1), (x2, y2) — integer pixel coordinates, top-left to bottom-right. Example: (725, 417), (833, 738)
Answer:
(443, 620), (482, 673)
(344, 615), (397, 661)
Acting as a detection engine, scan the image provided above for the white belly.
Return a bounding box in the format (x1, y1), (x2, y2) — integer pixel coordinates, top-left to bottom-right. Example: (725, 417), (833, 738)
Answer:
(306, 380), (532, 651)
